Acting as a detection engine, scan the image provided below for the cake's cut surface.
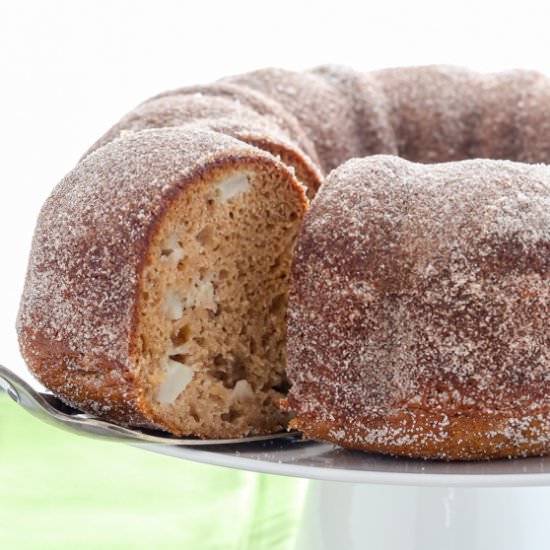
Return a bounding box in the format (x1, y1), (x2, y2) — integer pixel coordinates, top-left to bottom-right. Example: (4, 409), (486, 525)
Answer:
(138, 167), (304, 436)
(17, 128), (306, 437)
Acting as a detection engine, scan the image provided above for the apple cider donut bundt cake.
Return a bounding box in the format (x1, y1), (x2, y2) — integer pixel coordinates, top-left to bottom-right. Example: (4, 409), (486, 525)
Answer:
(17, 65), (550, 455)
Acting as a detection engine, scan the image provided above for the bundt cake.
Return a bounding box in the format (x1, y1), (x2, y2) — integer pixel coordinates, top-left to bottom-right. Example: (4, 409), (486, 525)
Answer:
(16, 65), (550, 455)
(285, 156), (550, 460)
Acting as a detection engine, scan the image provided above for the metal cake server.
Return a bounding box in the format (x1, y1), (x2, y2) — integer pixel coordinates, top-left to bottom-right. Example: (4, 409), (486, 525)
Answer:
(0, 364), (301, 445)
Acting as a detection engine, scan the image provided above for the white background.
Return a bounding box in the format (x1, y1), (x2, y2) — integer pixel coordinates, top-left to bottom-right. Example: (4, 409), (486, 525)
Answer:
(2, 0), (550, 378)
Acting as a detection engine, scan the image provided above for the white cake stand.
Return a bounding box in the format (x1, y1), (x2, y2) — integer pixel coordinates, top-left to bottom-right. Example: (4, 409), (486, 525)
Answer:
(139, 439), (550, 550)
(2, 364), (549, 550)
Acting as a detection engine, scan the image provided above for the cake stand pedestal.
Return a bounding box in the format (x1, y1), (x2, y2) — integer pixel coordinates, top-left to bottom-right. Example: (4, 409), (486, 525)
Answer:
(141, 439), (550, 550)
(295, 482), (549, 550)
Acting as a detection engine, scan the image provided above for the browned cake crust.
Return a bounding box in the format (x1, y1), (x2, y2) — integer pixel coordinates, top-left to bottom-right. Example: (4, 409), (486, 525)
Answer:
(17, 65), (550, 452)
(285, 156), (550, 460)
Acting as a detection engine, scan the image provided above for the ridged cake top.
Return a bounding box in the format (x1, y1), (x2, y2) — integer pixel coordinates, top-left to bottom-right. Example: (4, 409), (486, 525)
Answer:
(373, 65), (550, 164)
(85, 65), (550, 183)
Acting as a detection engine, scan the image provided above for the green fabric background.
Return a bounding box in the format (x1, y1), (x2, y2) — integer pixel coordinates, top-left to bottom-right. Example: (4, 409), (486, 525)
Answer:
(0, 394), (308, 549)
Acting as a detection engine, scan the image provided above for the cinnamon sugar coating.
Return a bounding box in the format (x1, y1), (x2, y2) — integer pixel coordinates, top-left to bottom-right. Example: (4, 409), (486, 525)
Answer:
(286, 156), (550, 459)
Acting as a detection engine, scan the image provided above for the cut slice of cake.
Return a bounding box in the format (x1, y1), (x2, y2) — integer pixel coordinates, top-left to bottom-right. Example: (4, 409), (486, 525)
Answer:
(17, 127), (307, 437)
